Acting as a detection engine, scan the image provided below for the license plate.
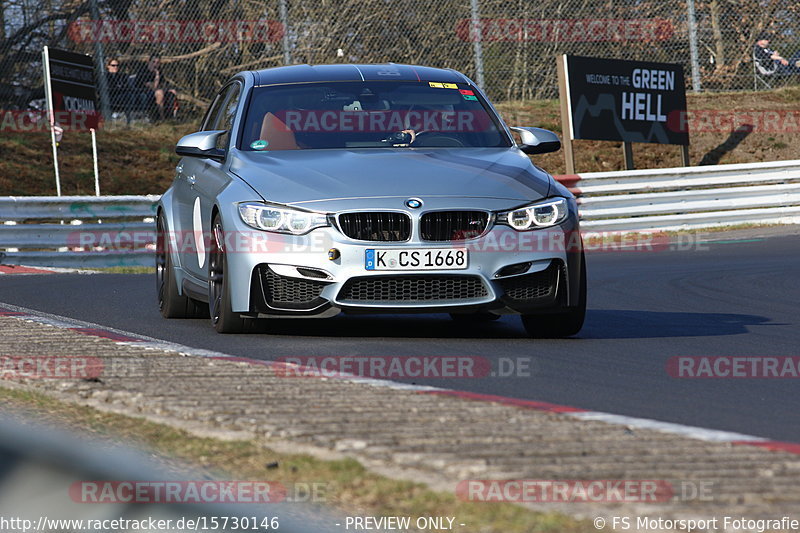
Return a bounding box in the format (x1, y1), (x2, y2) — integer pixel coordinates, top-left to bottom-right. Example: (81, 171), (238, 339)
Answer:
(365, 248), (468, 271)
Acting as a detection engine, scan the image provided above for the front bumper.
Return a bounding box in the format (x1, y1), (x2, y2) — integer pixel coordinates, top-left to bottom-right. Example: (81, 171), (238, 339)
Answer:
(225, 213), (583, 318)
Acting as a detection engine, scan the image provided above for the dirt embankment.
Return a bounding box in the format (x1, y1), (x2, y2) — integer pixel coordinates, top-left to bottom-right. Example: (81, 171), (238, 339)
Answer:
(3, 87), (800, 196)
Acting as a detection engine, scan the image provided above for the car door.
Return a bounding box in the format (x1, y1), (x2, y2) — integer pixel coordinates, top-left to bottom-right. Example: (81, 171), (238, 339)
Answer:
(175, 82), (242, 281)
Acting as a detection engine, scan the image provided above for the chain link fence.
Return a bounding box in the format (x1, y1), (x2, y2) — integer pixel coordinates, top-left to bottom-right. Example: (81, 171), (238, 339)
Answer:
(1, 0), (799, 125)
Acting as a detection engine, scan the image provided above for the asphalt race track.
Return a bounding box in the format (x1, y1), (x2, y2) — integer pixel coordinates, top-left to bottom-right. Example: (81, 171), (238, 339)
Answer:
(1, 232), (798, 442)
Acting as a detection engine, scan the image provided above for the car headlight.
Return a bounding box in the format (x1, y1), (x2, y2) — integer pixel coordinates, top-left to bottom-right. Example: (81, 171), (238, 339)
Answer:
(238, 202), (329, 235)
(500, 197), (569, 230)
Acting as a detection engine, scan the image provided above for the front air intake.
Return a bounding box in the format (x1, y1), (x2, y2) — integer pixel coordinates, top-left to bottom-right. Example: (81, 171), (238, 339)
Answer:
(337, 212), (411, 241)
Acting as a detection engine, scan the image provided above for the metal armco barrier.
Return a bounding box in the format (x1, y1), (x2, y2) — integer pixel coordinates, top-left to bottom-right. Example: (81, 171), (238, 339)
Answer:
(2, 160), (800, 268)
(0, 195), (159, 268)
(0, 415), (343, 532)
(556, 159), (800, 232)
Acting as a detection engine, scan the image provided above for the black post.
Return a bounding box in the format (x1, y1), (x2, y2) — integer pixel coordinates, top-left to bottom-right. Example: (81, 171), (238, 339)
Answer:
(622, 142), (635, 170)
(680, 145), (691, 167)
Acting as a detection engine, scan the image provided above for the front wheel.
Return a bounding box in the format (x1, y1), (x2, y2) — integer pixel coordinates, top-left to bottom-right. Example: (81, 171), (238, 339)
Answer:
(521, 253), (586, 338)
(208, 214), (250, 333)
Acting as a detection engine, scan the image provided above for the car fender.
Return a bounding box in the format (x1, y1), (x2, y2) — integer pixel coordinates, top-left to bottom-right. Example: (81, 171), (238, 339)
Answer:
(212, 177), (264, 313)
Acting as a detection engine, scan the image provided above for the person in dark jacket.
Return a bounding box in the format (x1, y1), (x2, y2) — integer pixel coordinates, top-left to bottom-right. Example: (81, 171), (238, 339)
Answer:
(754, 35), (800, 76)
(135, 54), (177, 121)
(106, 58), (128, 108)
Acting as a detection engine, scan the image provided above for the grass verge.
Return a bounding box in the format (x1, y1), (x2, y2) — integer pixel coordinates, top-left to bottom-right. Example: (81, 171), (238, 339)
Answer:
(92, 266), (155, 274)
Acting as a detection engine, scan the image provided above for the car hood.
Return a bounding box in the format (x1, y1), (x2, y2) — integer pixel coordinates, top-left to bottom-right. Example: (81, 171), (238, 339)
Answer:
(229, 148), (552, 209)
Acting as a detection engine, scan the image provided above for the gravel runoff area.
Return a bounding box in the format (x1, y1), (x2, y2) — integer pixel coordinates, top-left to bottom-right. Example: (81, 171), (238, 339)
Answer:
(1, 312), (799, 532)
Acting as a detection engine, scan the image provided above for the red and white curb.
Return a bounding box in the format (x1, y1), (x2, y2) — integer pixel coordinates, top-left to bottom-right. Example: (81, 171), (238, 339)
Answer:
(1, 301), (797, 456)
(0, 265), (59, 275)
(0, 265), (98, 275)
(554, 174), (582, 197)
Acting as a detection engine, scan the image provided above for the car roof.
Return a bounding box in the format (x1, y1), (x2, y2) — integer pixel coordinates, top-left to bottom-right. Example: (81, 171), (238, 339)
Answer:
(252, 63), (469, 87)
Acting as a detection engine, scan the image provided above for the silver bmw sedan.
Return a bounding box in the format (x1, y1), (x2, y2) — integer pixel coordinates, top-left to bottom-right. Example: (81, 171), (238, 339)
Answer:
(157, 63), (586, 337)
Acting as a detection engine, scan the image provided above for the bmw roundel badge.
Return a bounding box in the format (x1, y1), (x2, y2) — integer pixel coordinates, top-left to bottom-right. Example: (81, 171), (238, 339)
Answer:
(405, 198), (423, 209)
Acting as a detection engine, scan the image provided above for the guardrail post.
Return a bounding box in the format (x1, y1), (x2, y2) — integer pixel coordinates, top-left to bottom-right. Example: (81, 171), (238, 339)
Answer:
(622, 142), (634, 170)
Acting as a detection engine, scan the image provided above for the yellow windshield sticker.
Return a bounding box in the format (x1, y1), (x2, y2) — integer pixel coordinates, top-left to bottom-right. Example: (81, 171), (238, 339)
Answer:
(429, 82), (459, 89)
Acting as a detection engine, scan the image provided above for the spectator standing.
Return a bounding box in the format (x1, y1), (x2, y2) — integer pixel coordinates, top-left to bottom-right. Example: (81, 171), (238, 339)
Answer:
(105, 57), (133, 122)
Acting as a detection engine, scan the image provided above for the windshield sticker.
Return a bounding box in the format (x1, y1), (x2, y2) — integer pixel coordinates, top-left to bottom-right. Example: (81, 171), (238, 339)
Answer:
(460, 89), (475, 95)
(250, 140), (269, 150)
(429, 82), (459, 89)
(462, 94), (478, 101)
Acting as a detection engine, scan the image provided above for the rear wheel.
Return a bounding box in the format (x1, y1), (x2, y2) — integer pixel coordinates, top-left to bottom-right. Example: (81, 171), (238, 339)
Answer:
(521, 253), (586, 338)
(156, 213), (206, 318)
(208, 214), (250, 333)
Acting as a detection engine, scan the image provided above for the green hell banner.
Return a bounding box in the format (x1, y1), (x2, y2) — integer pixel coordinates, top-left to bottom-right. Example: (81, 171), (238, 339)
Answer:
(563, 55), (689, 146)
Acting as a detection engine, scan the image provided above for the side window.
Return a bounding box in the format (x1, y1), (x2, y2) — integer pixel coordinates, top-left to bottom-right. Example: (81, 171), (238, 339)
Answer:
(201, 92), (226, 132)
(212, 83), (242, 150)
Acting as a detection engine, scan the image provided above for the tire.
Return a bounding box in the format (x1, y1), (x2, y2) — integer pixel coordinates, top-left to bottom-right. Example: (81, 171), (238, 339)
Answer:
(208, 214), (251, 333)
(449, 312), (501, 323)
(521, 253), (586, 338)
(156, 213), (207, 318)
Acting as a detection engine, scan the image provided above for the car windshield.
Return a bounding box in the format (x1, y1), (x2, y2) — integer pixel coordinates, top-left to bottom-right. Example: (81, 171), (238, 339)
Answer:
(240, 81), (510, 151)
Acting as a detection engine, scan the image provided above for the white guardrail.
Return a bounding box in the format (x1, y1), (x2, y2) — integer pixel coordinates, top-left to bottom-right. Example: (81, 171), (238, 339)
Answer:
(1, 159), (799, 267)
(0, 195), (158, 268)
(556, 159), (800, 232)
